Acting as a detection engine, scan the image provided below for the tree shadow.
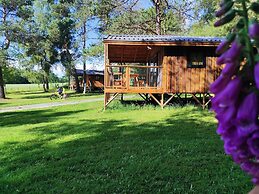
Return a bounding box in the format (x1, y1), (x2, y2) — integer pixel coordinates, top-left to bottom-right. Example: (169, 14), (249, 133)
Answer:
(0, 109), (88, 127)
(0, 108), (252, 193)
(0, 102), (9, 107)
(20, 93), (52, 99)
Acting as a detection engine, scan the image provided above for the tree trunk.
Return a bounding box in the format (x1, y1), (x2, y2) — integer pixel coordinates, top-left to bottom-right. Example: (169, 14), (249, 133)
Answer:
(46, 76), (49, 91)
(43, 82), (47, 92)
(0, 65), (5, 99)
(155, 0), (161, 35)
(73, 68), (81, 93)
(83, 21), (87, 94)
(42, 75), (47, 92)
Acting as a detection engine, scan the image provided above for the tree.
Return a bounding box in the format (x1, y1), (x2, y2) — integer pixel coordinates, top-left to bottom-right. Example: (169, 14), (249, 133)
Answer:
(50, 0), (82, 93)
(0, 0), (34, 98)
(73, 0), (94, 94)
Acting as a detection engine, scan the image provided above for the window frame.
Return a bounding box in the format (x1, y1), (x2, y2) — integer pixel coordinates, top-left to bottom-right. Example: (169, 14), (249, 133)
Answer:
(187, 51), (206, 68)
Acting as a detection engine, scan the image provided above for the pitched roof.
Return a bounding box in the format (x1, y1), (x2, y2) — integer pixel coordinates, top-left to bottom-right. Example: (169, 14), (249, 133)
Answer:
(103, 35), (224, 43)
(76, 69), (104, 76)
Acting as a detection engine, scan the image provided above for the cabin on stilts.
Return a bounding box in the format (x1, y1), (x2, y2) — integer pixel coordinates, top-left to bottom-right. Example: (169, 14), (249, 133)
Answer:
(103, 35), (223, 109)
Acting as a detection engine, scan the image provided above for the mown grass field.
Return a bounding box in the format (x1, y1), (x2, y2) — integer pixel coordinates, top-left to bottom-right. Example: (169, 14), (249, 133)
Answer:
(0, 101), (253, 193)
(0, 84), (103, 108)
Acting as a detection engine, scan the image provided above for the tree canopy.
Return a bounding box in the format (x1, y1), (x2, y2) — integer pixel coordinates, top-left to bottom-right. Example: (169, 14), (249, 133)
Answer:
(0, 0), (231, 98)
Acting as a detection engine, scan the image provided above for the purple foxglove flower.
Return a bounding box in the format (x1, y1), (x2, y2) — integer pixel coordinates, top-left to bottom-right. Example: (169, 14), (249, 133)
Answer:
(212, 77), (242, 108)
(216, 40), (230, 55)
(241, 161), (259, 178)
(247, 132), (259, 157)
(214, 10), (236, 27)
(217, 52), (227, 65)
(222, 62), (238, 77)
(224, 41), (243, 63)
(252, 177), (259, 185)
(255, 62), (259, 89)
(215, 1), (234, 17)
(224, 139), (237, 155)
(236, 92), (259, 136)
(249, 22), (259, 39)
(210, 74), (231, 94)
(215, 105), (236, 128)
(220, 126), (245, 146)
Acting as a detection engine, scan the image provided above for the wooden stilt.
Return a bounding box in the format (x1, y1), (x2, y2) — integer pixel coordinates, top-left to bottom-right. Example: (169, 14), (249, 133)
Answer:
(149, 93), (162, 107)
(202, 93), (205, 110)
(161, 93), (164, 109)
(121, 93), (124, 102)
(105, 93), (119, 109)
(139, 93), (147, 102)
(191, 93), (203, 107)
(162, 94), (174, 108)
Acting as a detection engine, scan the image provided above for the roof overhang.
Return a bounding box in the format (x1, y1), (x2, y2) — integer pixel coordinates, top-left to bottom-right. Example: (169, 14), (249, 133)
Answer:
(103, 35), (223, 47)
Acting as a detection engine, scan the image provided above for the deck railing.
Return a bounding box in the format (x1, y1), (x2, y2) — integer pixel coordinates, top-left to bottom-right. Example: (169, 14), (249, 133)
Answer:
(105, 65), (163, 91)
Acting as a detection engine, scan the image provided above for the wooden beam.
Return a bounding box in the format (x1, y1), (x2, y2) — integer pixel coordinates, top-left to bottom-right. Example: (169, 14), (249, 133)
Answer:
(149, 93), (162, 107)
(126, 66), (130, 90)
(138, 93), (147, 101)
(191, 93), (203, 107)
(105, 93), (119, 108)
(162, 94), (174, 108)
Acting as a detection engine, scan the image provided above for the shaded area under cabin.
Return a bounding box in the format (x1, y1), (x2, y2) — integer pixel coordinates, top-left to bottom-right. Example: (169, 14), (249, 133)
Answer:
(103, 35), (223, 109)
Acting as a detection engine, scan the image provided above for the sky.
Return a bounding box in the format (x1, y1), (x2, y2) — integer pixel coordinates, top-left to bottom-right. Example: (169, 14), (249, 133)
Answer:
(53, 0), (153, 77)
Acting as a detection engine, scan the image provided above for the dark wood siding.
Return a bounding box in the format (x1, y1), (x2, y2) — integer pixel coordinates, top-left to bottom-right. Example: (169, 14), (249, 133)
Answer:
(163, 46), (220, 93)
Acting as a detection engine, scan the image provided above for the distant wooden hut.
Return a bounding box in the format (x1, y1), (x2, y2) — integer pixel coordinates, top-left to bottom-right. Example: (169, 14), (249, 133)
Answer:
(70, 69), (104, 91)
(103, 35), (223, 109)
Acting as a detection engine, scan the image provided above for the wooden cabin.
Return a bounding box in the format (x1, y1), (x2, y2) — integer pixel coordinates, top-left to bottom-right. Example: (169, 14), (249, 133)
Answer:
(103, 35), (223, 109)
(70, 69), (104, 91)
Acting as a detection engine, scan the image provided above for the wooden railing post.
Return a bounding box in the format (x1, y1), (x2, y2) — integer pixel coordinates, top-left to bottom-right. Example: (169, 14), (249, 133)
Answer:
(126, 66), (130, 90)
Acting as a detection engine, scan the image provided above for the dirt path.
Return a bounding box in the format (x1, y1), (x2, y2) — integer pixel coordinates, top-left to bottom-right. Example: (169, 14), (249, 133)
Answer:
(0, 97), (104, 113)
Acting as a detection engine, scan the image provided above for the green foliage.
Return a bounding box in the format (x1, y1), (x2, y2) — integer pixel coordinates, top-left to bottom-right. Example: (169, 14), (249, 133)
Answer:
(105, 7), (183, 35)
(2, 66), (29, 84)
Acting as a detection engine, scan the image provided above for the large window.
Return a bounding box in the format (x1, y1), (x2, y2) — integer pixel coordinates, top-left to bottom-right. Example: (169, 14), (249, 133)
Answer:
(187, 52), (206, 68)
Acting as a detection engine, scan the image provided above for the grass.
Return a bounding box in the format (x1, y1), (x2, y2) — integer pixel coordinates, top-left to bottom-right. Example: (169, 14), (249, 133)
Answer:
(0, 101), (253, 193)
(0, 84), (103, 108)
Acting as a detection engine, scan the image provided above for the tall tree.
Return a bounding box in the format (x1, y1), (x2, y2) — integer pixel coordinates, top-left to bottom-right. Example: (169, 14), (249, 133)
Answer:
(0, 0), (34, 98)
(24, 0), (59, 92)
(51, 0), (81, 93)
(74, 0), (94, 94)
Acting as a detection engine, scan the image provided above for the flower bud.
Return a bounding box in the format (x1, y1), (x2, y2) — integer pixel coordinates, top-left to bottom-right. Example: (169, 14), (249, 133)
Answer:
(247, 132), (259, 157)
(248, 22), (259, 39)
(216, 1), (234, 17)
(222, 62), (238, 77)
(216, 40), (230, 55)
(210, 74), (230, 94)
(214, 10), (236, 27)
(236, 92), (259, 136)
(255, 62), (259, 89)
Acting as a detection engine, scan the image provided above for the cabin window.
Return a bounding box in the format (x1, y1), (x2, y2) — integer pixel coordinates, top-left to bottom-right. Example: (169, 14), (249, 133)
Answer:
(187, 52), (206, 68)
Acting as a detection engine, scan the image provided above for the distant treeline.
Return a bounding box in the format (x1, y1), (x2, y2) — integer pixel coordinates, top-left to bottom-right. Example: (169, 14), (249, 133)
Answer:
(3, 66), (67, 84)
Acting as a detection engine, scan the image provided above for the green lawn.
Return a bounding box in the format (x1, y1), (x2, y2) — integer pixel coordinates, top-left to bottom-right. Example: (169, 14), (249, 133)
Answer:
(0, 84), (103, 108)
(0, 102), (252, 193)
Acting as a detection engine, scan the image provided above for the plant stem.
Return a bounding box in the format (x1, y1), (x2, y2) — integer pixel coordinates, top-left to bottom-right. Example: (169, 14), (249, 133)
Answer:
(241, 0), (255, 68)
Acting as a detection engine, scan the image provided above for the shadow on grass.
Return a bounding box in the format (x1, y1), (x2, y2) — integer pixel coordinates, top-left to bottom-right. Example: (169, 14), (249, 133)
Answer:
(0, 109), (88, 127)
(0, 109), (252, 193)
(0, 102), (9, 107)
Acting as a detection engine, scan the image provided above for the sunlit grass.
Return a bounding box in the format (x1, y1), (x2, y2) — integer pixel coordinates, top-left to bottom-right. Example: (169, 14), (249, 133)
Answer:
(0, 84), (103, 108)
(0, 102), (252, 193)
